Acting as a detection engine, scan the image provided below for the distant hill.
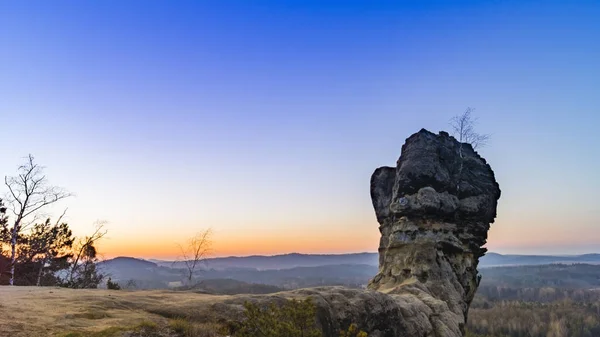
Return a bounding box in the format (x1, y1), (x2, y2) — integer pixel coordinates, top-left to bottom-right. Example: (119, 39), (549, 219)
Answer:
(479, 263), (600, 289)
(96, 253), (600, 290)
(191, 264), (377, 289)
(98, 254), (378, 288)
(149, 252), (380, 270)
(98, 256), (182, 288)
(100, 256), (157, 269)
(479, 253), (600, 267)
(146, 252), (600, 270)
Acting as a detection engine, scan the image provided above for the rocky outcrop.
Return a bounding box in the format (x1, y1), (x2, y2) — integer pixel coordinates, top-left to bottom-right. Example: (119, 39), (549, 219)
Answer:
(367, 128), (500, 336)
(209, 129), (500, 337)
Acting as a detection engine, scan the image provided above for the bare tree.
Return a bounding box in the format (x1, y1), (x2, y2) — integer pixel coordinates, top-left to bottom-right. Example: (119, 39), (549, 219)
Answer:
(450, 108), (491, 193)
(450, 107), (490, 156)
(177, 229), (213, 284)
(4, 154), (71, 285)
(64, 223), (107, 288)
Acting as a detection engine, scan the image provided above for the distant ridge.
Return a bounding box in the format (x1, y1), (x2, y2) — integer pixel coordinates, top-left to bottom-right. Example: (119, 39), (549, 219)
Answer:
(95, 253), (600, 290)
(102, 256), (158, 268)
(137, 252), (600, 270)
(479, 252), (600, 267)
(149, 252), (379, 270)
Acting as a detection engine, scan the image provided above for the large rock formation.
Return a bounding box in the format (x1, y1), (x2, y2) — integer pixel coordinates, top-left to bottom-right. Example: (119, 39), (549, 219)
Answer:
(190, 129), (500, 337)
(367, 128), (501, 335)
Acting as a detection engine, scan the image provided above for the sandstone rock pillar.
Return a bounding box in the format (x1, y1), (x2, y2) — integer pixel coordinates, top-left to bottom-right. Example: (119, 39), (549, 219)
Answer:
(368, 129), (501, 334)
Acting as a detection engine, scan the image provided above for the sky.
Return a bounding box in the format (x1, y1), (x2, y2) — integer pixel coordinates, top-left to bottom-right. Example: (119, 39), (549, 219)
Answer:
(0, 0), (599, 259)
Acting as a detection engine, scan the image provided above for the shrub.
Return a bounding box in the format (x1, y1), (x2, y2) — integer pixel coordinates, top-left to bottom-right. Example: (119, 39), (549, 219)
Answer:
(134, 320), (158, 332)
(168, 319), (222, 337)
(106, 277), (121, 290)
(340, 323), (368, 337)
(169, 318), (192, 334)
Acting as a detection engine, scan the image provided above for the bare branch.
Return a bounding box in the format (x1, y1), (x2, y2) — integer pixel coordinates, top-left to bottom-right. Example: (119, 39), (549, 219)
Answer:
(449, 107), (490, 150)
(176, 228), (213, 284)
(5, 176), (23, 208)
(54, 208), (68, 227)
(67, 222), (107, 284)
(449, 108), (491, 194)
(21, 190), (72, 219)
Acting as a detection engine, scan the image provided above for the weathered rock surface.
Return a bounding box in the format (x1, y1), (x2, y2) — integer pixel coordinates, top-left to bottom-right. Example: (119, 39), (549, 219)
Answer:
(211, 129), (500, 337)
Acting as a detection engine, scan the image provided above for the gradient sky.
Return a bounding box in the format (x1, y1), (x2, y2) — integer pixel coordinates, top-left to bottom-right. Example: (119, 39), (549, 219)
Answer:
(1, 1), (599, 259)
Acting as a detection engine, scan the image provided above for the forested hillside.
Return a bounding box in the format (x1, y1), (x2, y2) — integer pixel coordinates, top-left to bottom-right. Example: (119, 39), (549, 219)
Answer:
(467, 264), (600, 337)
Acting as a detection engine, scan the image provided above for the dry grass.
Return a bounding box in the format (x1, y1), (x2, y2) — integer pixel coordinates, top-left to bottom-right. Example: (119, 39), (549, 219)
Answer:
(0, 286), (230, 337)
(60, 326), (126, 337)
(167, 319), (223, 337)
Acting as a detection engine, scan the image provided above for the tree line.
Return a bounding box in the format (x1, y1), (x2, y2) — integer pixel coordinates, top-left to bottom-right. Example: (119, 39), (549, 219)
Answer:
(467, 264), (600, 337)
(467, 298), (600, 337)
(0, 154), (105, 287)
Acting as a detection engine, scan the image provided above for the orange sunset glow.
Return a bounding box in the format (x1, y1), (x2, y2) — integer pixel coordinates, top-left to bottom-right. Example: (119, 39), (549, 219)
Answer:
(98, 225), (382, 259)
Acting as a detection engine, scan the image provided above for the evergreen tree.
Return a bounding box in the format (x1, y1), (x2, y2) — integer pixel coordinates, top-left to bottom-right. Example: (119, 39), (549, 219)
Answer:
(0, 198), (9, 282)
(18, 218), (74, 286)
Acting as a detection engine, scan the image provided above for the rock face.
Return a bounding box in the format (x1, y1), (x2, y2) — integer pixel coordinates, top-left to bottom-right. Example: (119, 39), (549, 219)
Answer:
(208, 129), (500, 337)
(368, 128), (500, 335)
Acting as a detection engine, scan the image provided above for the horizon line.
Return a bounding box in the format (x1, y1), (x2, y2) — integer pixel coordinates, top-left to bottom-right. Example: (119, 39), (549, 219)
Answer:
(103, 250), (600, 261)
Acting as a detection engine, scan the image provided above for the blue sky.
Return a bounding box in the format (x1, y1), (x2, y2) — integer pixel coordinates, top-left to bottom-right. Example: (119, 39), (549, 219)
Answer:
(1, 1), (599, 257)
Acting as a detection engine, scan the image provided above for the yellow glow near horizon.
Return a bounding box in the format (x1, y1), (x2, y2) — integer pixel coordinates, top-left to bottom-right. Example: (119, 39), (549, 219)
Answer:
(94, 207), (600, 259)
(97, 227), (381, 259)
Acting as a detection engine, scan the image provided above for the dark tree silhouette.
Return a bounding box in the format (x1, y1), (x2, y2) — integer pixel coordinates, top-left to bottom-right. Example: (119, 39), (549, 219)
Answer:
(4, 155), (71, 285)
(19, 214), (74, 286)
(0, 198), (9, 281)
(63, 224), (106, 289)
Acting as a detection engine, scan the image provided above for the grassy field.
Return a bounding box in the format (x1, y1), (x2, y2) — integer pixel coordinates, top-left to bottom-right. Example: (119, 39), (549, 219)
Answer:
(0, 286), (234, 337)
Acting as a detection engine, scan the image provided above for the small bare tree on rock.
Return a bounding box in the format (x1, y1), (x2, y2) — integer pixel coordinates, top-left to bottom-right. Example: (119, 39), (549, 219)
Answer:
(450, 107), (490, 156)
(450, 108), (491, 193)
(177, 229), (212, 284)
(4, 155), (71, 285)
